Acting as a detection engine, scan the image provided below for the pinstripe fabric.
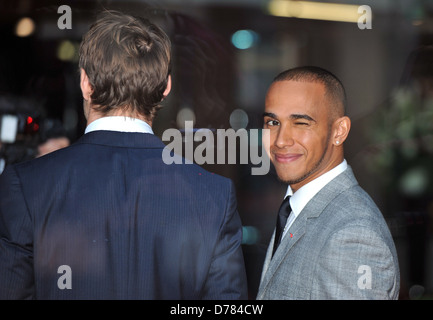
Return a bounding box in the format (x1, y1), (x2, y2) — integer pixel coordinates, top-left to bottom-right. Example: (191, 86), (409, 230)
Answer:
(0, 131), (247, 299)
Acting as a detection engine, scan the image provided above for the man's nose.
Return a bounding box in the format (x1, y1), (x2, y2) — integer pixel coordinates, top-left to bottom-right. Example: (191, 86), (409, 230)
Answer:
(274, 125), (295, 148)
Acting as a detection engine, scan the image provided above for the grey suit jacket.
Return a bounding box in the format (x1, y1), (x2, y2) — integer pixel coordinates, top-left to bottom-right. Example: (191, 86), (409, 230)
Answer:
(257, 166), (400, 300)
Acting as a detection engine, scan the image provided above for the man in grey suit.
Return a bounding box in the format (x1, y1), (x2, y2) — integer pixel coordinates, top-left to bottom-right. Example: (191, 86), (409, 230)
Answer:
(257, 66), (400, 300)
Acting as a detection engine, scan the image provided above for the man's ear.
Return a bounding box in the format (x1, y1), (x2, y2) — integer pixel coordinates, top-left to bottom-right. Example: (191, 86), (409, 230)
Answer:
(162, 75), (172, 99)
(333, 116), (351, 146)
(80, 68), (93, 101)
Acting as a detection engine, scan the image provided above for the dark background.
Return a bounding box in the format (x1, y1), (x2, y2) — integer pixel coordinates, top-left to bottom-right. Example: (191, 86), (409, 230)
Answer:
(1, 0), (432, 300)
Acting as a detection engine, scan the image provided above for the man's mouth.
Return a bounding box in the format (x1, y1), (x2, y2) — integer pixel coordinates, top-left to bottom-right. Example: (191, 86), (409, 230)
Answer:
(273, 153), (302, 163)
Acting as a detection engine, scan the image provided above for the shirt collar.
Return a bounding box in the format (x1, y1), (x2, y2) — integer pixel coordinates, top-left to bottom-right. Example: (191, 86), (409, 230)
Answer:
(284, 159), (348, 218)
(85, 116), (154, 135)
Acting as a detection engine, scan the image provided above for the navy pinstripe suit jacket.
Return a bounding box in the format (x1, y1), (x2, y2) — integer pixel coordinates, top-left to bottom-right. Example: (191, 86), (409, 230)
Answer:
(0, 130), (247, 299)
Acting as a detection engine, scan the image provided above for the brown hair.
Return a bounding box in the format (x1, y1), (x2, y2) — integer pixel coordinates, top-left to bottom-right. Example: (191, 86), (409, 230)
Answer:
(78, 10), (171, 119)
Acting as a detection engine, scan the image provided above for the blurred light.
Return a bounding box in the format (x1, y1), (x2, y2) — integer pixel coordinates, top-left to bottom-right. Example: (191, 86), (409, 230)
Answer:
(0, 115), (18, 143)
(242, 226), (260, 245)
(57, 40), (77, 62)
(25, 116), (39, 133)
(398, 166), (429, 197)
(176, 107), (196, 129)
(229, 108), (249, 130)
(409, 284), (425, 300)
(15, 17), (35, 37)
(231, 30), (258, 50)
(268, 0), (361, 23)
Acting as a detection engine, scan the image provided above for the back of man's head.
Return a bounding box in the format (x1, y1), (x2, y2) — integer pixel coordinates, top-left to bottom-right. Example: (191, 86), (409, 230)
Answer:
(79, 10), (171, 119)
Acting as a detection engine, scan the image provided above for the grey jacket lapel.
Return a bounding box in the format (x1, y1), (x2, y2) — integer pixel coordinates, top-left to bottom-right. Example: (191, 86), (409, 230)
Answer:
(259, 212), (307, 289)
(258, 166), (359, 297)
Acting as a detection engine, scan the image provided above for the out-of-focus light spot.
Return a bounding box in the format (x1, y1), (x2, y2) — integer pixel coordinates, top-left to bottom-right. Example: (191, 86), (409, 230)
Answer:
(176, 107), (196, 129)
(409, 284), (425, 300)
(399, 166), (429, 197)
(57, 40), (77, 62)
(231, 30), (258, 50)
(242, 226), (260, 245)
(0, 115), (18, 143)
(27, 116), (33, 124)
(229, 108), (249, 130)
(268, 0), (361, 23)
(15, 17), (35, 37)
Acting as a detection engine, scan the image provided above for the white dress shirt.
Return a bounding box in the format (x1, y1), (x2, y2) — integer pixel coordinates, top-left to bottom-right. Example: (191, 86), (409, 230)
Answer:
(85, 116), (154, 134)
(281, 159), (348, 240)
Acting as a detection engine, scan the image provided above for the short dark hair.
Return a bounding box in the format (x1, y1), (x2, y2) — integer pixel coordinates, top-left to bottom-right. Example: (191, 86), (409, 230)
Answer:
(79, 10), (171, 119)
(273, 66), (347, 117)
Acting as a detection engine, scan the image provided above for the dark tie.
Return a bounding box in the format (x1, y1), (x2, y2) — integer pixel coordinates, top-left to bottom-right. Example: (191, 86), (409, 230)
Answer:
(272, 196), (292, 257)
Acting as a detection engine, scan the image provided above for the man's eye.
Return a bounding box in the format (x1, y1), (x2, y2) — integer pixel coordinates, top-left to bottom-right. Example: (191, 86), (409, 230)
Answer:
(295, 122), (309, 126)
(265, 119), (279, 126)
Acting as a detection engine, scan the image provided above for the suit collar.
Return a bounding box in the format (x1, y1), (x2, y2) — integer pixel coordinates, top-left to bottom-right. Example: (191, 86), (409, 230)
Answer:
(76, 130), (166, 149)
(288, 160), (348, 219)
(84, 116), (153, 135)
(258, 212), (308, 295)
(302, 165), (358, 219)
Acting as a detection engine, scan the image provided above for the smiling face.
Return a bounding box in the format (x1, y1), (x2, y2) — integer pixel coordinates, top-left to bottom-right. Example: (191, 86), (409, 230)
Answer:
(263, 80), (350, 192)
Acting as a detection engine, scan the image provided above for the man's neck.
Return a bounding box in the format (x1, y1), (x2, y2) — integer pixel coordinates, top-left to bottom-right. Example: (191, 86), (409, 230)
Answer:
(86, 107), (153, 128)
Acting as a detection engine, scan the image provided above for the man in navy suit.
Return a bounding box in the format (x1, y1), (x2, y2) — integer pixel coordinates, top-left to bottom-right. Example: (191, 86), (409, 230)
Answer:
(0, 10), (247, 299)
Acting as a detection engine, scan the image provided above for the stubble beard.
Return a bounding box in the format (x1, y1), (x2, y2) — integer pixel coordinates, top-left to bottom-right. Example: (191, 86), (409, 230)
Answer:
(275, 132), (331, 186)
